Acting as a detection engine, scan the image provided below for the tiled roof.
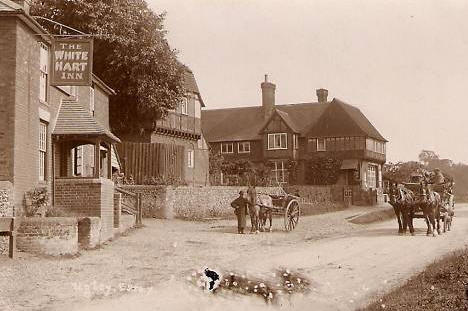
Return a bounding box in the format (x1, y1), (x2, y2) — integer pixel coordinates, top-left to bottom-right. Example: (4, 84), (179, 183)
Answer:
(304, 98), (387, 141)
(202, 98), (386, 142)
(0, 0), (21, 11)
(184, 68), (205, 107)
(53, 99), (120, 143)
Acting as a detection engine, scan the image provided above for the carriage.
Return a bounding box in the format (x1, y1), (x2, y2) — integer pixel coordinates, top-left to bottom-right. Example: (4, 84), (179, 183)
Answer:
(256, 192), (300, 232)
(403, 174), (454, 231)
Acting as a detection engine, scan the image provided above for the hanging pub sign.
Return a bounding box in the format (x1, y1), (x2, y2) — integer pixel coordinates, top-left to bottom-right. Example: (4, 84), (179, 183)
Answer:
(50, 38), (93, 86)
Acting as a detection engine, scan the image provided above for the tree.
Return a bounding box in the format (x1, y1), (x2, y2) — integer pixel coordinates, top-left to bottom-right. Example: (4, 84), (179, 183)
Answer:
(383, 161), (426, 183)
(418, 150), (439, 166)
(31, 0), (185, 136)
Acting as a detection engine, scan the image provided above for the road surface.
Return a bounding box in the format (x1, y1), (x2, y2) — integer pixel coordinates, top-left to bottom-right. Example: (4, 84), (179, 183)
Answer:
(2, 205), (468, 311)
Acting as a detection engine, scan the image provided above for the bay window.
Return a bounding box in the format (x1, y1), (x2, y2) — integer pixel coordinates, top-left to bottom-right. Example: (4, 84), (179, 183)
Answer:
(268, 133), (287, 150)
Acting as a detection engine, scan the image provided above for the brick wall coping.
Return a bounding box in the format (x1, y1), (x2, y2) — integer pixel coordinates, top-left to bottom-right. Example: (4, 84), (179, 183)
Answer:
(55, 178), (114, 186)
(119, 185), (166, 190)
(18, 217), (78, 226)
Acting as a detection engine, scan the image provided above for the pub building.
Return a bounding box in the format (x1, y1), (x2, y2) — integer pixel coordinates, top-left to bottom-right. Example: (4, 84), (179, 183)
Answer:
(0, 0), (120, 241)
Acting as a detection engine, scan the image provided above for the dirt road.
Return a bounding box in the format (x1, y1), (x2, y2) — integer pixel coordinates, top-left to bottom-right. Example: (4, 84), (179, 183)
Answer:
(2, 205), (468, 311)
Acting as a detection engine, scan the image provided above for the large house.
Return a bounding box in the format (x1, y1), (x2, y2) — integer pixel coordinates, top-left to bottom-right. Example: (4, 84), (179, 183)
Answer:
(119, 67), (209, 186)
(202, 76), (387, 191)
(0, 0), (120, 240)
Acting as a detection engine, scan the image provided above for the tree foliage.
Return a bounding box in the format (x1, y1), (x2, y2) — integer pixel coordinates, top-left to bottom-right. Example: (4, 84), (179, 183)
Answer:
(305, 157), (342, 185)
(31, 0), (185, 135)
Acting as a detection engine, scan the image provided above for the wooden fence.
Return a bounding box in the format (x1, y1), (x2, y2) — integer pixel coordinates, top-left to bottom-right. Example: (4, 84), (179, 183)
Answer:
(116, 142), (185, 184)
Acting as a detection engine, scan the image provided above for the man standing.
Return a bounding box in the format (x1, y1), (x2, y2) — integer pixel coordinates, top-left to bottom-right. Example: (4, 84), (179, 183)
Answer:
(247, 185), (259, 233)
(231, 191), (248, 234)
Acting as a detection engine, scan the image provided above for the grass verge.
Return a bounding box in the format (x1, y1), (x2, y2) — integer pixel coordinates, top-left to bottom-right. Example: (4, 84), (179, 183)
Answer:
(359, 248), (468, 311)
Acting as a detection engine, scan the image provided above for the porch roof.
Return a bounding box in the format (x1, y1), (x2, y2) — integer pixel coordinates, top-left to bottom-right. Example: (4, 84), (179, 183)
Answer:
(341, 159), (359, 170)
(53, 99), (120, 143)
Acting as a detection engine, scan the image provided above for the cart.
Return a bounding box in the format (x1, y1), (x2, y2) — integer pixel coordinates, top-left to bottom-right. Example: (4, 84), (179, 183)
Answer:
(257, 192), (300, 231)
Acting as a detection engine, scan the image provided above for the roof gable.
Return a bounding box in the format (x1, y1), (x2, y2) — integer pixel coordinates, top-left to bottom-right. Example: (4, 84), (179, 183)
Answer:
(305, 98), (387, 141)
(201, 98), (386, 143)
(259, 109), (300, 134)
(183, 68), (205, 107)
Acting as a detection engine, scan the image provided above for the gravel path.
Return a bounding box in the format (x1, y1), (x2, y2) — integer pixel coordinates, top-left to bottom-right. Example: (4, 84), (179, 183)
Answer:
(2, 205), (467, 311)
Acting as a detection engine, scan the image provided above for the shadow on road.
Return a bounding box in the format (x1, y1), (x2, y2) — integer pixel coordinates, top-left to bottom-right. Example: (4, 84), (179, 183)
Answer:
(347, 227), (447, 238)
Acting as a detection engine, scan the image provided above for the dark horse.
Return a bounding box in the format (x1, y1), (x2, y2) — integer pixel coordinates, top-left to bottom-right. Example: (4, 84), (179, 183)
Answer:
(405, 182), (442, 237)
(388, 183), (416, 235)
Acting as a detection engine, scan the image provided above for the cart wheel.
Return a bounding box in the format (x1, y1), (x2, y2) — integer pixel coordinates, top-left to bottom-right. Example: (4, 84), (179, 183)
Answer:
(284, 199), (300, 231)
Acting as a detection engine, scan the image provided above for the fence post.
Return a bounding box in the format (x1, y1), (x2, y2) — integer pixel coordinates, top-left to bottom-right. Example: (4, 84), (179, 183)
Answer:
(136, 193), (143, 226)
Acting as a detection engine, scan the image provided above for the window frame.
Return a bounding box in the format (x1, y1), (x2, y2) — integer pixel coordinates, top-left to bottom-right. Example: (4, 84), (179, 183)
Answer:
(271, 160), (288, 184)
(187, 149), (194, 168)
(293, 134), (299, 150)
(367, 164), (377, 188)
(238, 141), (251, 154)
(39, 121), (48, 181)
(39, 42), (49, 104)
(181, 97), (188, 115)
(267, 133), (288, 150)
(220, 142), (234, 154)
(316, 138), (326, 151)
(89, 86), (95, 116)
(72, 145), (84, 176)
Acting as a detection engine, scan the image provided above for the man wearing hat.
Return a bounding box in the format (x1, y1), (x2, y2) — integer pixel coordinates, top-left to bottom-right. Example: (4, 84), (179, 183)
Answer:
(231, 190), (249, 234)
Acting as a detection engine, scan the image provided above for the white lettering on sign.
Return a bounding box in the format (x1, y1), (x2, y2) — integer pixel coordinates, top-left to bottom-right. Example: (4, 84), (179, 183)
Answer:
(51, 39), (93, 86)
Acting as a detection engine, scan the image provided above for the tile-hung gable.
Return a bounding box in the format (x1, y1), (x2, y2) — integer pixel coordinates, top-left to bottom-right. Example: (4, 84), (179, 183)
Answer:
(202, 75), (387, 190)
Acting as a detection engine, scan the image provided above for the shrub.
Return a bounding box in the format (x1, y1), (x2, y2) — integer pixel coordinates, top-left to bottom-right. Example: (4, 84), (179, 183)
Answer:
(24, 187), (50, 217)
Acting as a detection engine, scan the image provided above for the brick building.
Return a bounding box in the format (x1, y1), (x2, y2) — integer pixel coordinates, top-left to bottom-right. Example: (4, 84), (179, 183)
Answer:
(0, 0), (120, 239)
(202, 76), (387, 191)
(120, 67), (210, 186)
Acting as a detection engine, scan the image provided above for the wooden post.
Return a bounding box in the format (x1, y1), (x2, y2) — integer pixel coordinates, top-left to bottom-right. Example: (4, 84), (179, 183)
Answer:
(107, 143), (112, 179)
(94, 140), (101, 178)
(9, 218), (15, 259)
(137, 193), (143, 226)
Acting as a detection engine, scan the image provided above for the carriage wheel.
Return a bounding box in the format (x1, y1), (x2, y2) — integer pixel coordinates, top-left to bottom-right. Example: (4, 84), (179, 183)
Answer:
(284, 199), (300, 231)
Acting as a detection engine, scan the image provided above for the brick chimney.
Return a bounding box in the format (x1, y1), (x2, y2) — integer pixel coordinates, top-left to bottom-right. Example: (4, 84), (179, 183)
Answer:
(261, 74), (276, 121)
(316, 88), (328, 103)
(12, 0), (31, 14)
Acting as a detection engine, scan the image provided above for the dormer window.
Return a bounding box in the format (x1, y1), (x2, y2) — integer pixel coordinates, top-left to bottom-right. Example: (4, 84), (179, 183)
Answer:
(317, 138), (326, 151)
(268, 133), (287, 150)
(181, 97), (188, 115)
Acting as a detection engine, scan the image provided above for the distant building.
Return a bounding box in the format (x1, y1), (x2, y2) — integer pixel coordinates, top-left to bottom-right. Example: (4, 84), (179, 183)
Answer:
(120, 67), (209, 186)
(202, 76), (387, 190)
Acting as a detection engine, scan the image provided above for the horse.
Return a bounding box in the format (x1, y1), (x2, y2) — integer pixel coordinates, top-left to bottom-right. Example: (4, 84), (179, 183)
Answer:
(257, 194), (273, 232)
(246, 186), (260, 233)
(423, 184), (443, 236)
(388, 183), (416, 235)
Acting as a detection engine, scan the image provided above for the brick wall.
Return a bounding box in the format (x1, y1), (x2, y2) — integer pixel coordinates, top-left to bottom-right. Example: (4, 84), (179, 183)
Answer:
(0, 17), (16, 182)
(94, 86), (110, 129)
(55, 178), (114, 242)
(17, 217), (78, 256)
(78, 217), (101, 249)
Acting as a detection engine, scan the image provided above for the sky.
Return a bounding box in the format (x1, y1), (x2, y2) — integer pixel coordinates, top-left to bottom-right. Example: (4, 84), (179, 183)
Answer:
(148, 0), (468, 164)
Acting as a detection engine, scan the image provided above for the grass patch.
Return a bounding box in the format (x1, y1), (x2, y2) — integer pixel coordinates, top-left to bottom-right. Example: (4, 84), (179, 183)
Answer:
(360, 248), (468, 311)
